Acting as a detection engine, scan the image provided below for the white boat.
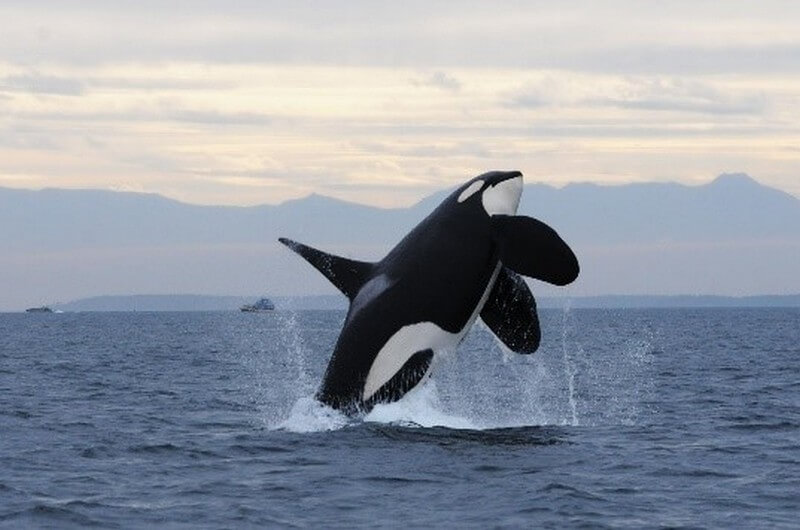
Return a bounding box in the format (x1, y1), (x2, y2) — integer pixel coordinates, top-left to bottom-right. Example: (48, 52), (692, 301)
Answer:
(25, 306), (53, 313)
(240, 298), (275, 312)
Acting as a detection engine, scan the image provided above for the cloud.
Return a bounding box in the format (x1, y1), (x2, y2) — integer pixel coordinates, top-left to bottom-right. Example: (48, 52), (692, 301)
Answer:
(0, 123), (61, 150)
(205, 176), (285, 188)
(412, 71), (462, 92)
(505, 92), (548, 109)
(354, 140), (491, 158)
(87, 77), (237, 91)
(9, 106), (275, 127)
(504, 77), (567, 108)
(588, 77), (767, 115)
(504, 75), (769, 116)
(0, 69), (236, 98)
(2, 3), (800, 74)
(0, 73), (85, 96)
(0, 3), (799, 206)
(166, 109), (273, 126)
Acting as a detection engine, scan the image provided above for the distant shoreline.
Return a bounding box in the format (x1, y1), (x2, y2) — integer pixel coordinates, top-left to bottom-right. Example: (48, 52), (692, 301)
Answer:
(4, 174), (799, 312)
(21, 293), (800, 312)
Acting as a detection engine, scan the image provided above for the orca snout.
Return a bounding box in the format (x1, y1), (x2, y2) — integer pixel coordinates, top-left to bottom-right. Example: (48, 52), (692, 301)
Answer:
(480, 170), (523, 186)
(496, 170), (523, 182)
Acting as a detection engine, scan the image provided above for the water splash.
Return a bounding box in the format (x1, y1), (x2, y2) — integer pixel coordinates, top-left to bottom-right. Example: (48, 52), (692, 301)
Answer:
(555, 308), (657, 427)
(431, 318), (572, 428)
(561, 301), (580, 426)
(272, 384), (478, 432)
(245, 309), (319, 428)
(364, 382), (477, 429)
(275, 310), (314, 396)
(259, 308), (656, 433)
(276, 396), (350, 433)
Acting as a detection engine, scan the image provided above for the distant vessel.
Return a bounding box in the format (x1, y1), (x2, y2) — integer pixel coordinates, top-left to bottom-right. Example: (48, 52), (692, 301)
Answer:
(25, 306), (53, 313)
(240, 298), (275, 312)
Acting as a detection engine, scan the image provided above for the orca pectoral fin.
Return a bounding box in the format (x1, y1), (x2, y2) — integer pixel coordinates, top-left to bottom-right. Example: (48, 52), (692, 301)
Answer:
(480, 267), (540, 354)
(278, 237), (374, 300)
(490, 215), (579, 286)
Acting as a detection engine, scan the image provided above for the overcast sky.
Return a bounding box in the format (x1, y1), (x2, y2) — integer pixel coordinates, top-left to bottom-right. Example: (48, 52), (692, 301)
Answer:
(2, 1), (799, 206)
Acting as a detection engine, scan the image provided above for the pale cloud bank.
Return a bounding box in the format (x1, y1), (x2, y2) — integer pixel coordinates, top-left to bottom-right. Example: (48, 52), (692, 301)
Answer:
(0, 2), (799, 205)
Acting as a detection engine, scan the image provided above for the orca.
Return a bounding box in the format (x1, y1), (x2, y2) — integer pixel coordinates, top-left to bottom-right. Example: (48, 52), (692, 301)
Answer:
(279, 170), (579, 413)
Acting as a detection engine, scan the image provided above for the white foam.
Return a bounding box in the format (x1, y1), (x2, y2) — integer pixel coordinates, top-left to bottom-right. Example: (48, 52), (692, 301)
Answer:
(275, 396), (350, 433)
(364, 382), (477, 430)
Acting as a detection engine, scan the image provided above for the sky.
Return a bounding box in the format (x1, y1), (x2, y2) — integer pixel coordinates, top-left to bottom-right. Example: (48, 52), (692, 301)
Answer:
(1, 1), (800, 207)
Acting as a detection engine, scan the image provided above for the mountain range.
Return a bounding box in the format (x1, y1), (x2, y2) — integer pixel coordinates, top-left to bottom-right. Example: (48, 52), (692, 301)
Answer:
(2, 173), (799, 311)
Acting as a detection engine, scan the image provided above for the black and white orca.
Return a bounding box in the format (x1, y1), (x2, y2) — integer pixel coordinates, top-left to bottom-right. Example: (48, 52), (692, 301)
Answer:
(279, 170), (579, 413)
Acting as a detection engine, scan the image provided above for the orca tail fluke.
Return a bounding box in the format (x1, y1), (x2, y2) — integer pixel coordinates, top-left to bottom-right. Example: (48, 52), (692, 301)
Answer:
(278, 237), (374, 300)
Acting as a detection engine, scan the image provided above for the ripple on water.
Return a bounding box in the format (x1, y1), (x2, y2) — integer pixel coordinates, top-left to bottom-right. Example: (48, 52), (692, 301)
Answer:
(6, 503), (104, 528)
(1, 309), (798, 529)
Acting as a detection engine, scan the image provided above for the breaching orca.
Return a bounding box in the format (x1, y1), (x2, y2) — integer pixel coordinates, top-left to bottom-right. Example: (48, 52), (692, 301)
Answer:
(279, 170), (579, 413)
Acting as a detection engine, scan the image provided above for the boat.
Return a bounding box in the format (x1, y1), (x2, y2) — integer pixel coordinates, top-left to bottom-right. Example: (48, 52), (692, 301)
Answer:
(240, 298), (275, 312)
(25, 306), (53, 313)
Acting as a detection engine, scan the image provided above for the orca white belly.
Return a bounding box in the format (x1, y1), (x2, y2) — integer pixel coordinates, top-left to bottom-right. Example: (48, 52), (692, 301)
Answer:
(362, 263), (501, 401)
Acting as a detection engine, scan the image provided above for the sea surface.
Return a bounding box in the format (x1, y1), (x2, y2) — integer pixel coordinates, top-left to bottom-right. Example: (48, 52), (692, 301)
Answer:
(1, 308), (798, 528)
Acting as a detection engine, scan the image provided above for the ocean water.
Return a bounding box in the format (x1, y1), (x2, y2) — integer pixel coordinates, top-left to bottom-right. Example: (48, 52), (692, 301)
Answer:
(1, 308), (798, 528)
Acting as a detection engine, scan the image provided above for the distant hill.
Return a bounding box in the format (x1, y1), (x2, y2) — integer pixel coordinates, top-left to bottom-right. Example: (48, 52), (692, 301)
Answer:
(531, 173), (800, 246)
(2, 173), (799, 311)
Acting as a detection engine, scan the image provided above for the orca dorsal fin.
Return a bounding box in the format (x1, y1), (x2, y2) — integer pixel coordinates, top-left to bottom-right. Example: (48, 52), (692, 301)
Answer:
(279, 238), (374, 300)
(490, 215), (579, 286)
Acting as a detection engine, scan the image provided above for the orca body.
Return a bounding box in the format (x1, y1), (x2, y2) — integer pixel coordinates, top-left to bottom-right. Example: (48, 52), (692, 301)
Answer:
(279, 171), (579, 413)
